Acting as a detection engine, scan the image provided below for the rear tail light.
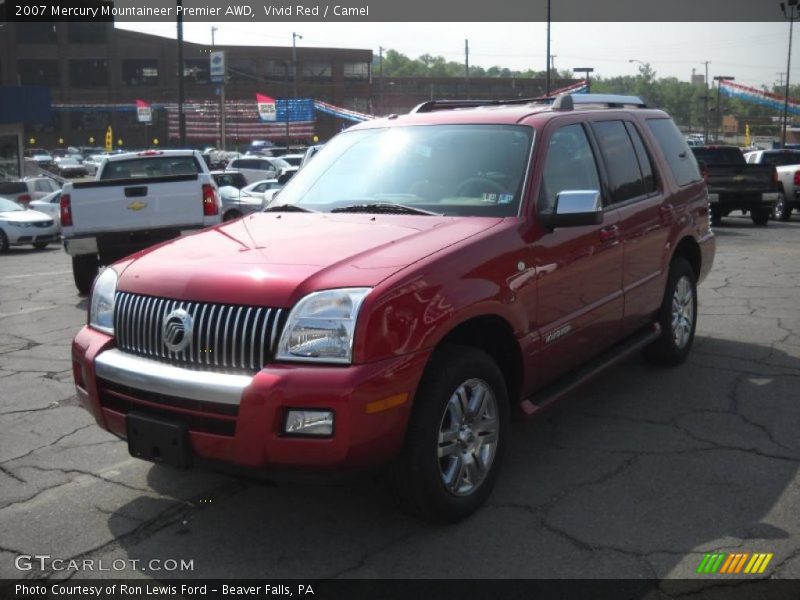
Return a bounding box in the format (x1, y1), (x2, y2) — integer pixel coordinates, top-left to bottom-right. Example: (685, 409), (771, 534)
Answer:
(773, 167), (779, 186)
(60, 193), (73, 226)
(202, 184), (219, 216)
(18, 194), (31, 205)
(794, 171), (800, 187)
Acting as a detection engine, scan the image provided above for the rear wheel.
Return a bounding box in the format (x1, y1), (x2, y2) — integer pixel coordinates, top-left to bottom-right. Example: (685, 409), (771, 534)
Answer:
(392, 345), (509, 522)
(773, 192), (792, 221)
(72, 254), (99, 295)
(751, 207), (770, 226)
(643, 258), (697, 366)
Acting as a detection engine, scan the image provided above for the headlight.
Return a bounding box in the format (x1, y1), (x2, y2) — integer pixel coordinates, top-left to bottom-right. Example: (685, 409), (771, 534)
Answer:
(276, 288), (370, 364)
(89, 268), (118, 335)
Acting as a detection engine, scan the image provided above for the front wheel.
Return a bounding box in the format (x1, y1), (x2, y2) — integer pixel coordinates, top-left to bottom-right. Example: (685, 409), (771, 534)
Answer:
(751, 207), (770, 226)
(643, 258), (698, 366)
(72, 254), (99, 295)
(33, 241), (49, 250)
(392, 345), (509, 522)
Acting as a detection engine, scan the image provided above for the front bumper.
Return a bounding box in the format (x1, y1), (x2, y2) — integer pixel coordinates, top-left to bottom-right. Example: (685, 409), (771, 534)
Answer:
(708, 192), (778, 208)
(72, 326), (430, 471)
(2, 225), (59, 245)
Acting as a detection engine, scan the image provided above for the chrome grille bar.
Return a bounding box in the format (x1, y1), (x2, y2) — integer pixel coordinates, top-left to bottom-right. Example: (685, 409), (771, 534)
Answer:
(113, 292), (284, 374)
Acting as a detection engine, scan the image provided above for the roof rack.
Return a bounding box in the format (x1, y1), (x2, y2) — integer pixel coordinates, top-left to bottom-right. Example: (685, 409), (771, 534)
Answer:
(408, 93), (648, 115)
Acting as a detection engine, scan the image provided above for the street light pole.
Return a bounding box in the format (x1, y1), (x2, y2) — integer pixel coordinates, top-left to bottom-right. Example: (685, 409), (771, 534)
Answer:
(713, 75), (735, 143)
(292, 32), (302, 99)
(701, 61), (710, 142)
(379, 46), (385, 115)
(177, 0), (186, 147)
(572, 67), (594, 93)
(780, 0), (799, 148)
(546, 0), (551, 96)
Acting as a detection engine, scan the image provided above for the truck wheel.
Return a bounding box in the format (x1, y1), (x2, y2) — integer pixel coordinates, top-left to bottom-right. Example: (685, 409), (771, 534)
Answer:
(644, 258), (697, 366)
(72, 254), (99, 295)
(773, 193), (792, 222)
(751, 207), (770, 226)
(392, 345), (509, 522)
(0, 230), (8, 253)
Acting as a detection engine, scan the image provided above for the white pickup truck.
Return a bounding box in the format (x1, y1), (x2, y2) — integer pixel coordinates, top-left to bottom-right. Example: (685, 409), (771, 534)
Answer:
(61, 150), (221, 293)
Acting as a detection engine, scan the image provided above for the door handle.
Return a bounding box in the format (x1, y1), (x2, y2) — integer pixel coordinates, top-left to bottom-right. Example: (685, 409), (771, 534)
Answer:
(599, 225), (619, 242)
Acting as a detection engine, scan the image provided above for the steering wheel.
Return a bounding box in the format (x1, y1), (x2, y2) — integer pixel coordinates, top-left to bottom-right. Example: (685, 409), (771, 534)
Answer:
(455, 177), (509, 198)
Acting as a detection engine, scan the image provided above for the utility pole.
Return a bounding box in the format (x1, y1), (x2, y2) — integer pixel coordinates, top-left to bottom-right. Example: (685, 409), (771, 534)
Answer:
(780, 0), (799, 148)
(177, 0), (186, 147)
(546, 0), (551, 96)
(379, 46), (385, 115)
(713, 75), (735, 142)
(211, 26), (226, 151)
(465, 39), (470, 98)
(292, 32), (302, 99)
(777, 72), (787, 87)
(702, 61), (710, 142)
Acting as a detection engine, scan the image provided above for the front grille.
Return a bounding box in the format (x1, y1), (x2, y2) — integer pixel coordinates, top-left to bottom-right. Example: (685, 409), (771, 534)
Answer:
(33, 220), (54, 228)
(98, 378), (237, 436)
(114, 292), (285, 373)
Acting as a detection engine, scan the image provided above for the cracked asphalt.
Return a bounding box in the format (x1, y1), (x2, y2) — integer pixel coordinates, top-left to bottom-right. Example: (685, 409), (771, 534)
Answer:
(1, 215), (799, 582)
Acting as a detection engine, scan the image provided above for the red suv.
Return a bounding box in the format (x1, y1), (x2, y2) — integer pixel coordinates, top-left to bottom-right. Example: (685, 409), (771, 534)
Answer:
(72, 94), (714, 521)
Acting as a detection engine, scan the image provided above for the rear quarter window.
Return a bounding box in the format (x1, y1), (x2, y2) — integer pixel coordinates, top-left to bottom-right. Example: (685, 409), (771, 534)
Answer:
(646, 118), (702, 187)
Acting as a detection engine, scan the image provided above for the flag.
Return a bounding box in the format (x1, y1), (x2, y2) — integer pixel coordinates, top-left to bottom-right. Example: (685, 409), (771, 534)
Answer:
(136, 100), (152, 124)
(256, 94), (277, 122)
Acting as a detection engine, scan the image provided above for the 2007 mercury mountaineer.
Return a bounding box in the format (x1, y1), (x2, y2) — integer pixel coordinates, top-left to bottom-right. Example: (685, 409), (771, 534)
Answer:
(72, 94), (715, 521)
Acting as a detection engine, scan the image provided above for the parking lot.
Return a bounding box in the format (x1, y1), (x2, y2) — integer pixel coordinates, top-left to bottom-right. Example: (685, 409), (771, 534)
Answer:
(0, 215), (799, 581)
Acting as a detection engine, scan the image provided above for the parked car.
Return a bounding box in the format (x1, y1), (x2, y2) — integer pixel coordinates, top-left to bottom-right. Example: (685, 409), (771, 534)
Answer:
(55, 158), (88, 178)
(71, 93), (714, 521)
(82, 154), (108, 177)
(691, 145), (778, 225)
(0, 197), (59, 251)
(210, 170), (248, 190)
(28, 189), (62, 225)
(218, 186), (265, 221)
(279, 154), (305, 168)
(743, 149), (800, 221)
(0, 177), (60, 207)
(25, 149), (54, 169)
(240, 178), (283, 203)
(226, 156), (291, 184)
(60, 149), (221, 293)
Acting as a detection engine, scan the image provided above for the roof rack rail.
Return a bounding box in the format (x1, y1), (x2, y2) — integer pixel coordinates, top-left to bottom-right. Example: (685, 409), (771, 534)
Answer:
(552, 93), (649, 111)
(410, 97), (540, 114)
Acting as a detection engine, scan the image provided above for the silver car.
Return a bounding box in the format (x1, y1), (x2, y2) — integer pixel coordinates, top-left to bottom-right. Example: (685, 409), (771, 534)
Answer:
(0, 197), (59, 252)
(218, 186), (265, 222)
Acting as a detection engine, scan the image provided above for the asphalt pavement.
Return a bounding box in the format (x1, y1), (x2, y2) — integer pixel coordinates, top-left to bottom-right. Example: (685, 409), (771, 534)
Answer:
(1, 215), (799, 582)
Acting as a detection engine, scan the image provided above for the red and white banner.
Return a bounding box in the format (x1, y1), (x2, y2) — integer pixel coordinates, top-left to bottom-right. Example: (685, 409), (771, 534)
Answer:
(256, 93), (277, 122)
(136, 99), (152, 123)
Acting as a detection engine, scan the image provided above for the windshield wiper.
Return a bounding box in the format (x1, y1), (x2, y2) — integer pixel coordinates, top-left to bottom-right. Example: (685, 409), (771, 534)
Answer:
(263, 204), (316, 213)
(331, 202), (441, 216)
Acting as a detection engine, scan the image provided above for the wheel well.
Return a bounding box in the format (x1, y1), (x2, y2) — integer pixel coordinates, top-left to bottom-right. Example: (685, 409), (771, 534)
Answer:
(673, 236), (701, 282)
(437, 315), (523, 403)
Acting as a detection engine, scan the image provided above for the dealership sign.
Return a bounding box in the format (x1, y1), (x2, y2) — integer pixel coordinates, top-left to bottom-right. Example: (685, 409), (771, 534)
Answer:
(256, 94), (277, 122)
(136, 100), (152, 123)
(210, 51), (226, 83)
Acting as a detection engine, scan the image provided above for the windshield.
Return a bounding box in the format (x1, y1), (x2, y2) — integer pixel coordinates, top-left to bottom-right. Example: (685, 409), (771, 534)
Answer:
(271, 125), (533, 217)
(0, 198), (24, 212)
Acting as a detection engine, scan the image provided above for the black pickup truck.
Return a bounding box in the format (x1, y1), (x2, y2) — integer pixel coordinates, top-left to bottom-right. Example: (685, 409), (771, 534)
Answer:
(691, 145), (778, 226)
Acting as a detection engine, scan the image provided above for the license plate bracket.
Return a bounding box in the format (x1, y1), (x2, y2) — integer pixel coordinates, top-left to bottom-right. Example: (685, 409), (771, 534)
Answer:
(126, 412), (191, 469)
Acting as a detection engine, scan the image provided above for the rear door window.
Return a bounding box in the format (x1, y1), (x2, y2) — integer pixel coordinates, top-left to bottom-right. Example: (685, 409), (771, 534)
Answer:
(592, 120), (647, 204)
(646, 118), (702, 187)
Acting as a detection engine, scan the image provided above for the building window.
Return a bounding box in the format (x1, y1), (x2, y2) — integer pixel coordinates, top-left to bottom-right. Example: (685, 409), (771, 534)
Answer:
(68, 23), (107, 44)
(302, 62), (332, 81)
(228, 59), (257, 83)
(0, 134), (21, 180)
(69, 60), (108, 87)
(16, 23), (57, 44)
(184, 59), (210, 84)
(18, 60), (61, 86)
(343, 62), (370, 80)
(265, 60), (292, 80)
(122, 60), (159, 86)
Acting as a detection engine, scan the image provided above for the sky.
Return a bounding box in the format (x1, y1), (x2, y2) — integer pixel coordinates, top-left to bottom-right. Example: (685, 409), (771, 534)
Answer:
(117, 22), (793, 89)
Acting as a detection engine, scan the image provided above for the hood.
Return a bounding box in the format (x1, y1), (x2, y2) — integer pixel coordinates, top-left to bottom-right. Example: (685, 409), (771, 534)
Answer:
(117, 212), (503, 307)
(0, 209), (52, 222)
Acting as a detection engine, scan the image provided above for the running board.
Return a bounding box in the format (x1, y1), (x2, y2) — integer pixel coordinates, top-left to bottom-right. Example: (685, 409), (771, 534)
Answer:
(519, 322), (662, 418)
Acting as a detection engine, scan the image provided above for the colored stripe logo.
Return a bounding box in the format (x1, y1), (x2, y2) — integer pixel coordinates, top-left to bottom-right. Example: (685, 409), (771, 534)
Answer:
(697, 553), (773, 574)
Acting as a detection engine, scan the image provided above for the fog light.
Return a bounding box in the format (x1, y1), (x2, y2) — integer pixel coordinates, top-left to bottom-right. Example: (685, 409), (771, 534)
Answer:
(284, 410), (334, 436)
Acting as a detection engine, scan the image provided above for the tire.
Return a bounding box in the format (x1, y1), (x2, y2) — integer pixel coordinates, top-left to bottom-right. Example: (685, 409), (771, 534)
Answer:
(773, 192), (792, 222)
(72, 254), (99, 295)
(751, 207), (770, 226)
(392, 345), (509, 522)
(223, 210), (242, 222)
(643, 258), (698, 367)
(0, 230), (8, 253)
(33, 241), (49, 250)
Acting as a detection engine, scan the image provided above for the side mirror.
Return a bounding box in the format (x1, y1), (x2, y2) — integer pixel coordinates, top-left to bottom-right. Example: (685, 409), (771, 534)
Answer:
(542, 190), (603, 228)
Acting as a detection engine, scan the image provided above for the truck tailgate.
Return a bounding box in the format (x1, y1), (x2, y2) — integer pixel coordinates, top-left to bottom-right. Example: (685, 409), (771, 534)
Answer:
(69, 174), (204, 236)
(704, 164), (775, 195)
